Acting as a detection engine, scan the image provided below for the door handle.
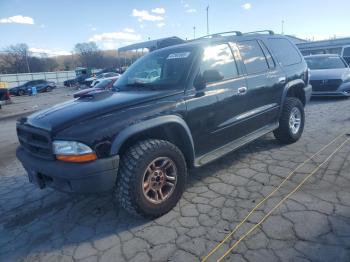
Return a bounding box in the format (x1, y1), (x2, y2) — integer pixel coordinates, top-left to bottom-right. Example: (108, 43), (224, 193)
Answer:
(238, 87), (247, 94)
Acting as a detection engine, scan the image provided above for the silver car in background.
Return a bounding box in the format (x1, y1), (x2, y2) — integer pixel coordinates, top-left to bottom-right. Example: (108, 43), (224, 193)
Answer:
(305, 54), (350, 97)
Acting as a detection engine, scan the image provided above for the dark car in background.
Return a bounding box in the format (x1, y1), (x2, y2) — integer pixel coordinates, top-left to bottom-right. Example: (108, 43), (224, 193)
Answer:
(305, 54), (350, 97)
(73, 77), (118, 98)
(64, 74), (90, 87)
(9, 80), (56, 96)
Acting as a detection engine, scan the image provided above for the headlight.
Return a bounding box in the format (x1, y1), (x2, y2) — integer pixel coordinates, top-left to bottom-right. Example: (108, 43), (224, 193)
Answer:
(53, 140), (97, 162)
(343, 75), (350, 83)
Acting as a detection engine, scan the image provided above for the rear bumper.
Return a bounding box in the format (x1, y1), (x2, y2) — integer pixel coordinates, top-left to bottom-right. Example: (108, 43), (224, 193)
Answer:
(16, 146), (119, 193)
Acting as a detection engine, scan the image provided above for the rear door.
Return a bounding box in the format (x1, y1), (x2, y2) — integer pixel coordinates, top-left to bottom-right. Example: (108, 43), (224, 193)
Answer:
(236, 39), (283, 131)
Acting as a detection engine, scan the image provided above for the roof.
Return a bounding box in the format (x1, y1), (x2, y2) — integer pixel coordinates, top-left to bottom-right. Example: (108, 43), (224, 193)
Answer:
(118, 37), (185, 52)
(284, 35), (308, 44)
(118, 31), (290, 53)
(297, 37), (350, 50)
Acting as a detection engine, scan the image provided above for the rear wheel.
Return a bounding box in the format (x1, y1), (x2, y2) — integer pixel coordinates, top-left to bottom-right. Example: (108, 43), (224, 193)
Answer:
(273, 97), (305, 144)
(115, 139), (187, 218)
(18, 90), (25, 96)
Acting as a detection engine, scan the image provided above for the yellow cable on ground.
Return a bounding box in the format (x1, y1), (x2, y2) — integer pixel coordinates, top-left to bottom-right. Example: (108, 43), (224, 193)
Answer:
(202, 130), (349, 262)
(217, 136), (350, 262)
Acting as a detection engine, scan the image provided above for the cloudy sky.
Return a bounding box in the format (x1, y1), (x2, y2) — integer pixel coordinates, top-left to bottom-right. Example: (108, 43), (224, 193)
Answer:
(0, 0), (349, 56)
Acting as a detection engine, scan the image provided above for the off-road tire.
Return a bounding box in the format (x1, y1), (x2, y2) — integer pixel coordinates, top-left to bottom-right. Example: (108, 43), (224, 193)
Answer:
(115, 139), (187, 218)
(273, 97), (305, 144)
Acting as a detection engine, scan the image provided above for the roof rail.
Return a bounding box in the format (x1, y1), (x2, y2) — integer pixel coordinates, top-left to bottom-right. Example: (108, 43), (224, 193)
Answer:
(244, 30), (275, 35)
(196, 30), (243, 40)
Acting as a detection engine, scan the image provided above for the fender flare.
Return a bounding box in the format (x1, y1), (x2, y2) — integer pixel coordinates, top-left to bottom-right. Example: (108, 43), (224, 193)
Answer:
(280, 79), (306, 114)
(110, 115), (195, 163)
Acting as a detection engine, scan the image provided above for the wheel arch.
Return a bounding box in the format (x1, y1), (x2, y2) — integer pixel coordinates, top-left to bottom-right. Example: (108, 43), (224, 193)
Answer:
(110, 115), (195, 167)
(281, 79), (306, 110)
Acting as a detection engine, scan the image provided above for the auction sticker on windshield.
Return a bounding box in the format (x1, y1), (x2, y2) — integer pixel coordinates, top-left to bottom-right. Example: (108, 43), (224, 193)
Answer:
(167, 52), (191, 59)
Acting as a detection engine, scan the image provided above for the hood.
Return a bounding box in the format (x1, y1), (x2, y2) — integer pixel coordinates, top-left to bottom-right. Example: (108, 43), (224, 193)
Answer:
(25, 90), (179, 132)
(10, 84), (24, 90)
(310, 68), (350, 80)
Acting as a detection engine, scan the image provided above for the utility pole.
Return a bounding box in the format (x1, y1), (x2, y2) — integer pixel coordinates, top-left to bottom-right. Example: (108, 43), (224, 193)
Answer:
(193, 26), (196, 39)
(281, 20), (285, 35)
(206, 5), (209, 35)
(25, 50), (31, 73)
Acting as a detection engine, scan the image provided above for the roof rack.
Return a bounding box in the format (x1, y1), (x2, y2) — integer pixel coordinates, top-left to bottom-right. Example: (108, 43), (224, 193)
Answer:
(196, 30), (243, 40)
(244, 30), (275, 35)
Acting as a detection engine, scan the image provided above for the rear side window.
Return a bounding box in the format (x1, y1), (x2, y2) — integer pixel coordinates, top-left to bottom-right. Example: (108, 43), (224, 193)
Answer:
(267, 38), (302, 66)
(259, 41), (275, 69)
(201, 44), (239, 80)
(238, 40), (269, 74)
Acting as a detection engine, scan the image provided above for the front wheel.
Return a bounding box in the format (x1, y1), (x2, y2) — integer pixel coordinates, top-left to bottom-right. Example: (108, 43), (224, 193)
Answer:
(273, 97), (305, 144)
(115, 139), (187, 218)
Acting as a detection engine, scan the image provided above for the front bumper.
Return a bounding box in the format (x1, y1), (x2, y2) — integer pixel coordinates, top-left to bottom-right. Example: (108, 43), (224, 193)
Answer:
(16, 146), (119, 193)
(311, 82), (350, 97)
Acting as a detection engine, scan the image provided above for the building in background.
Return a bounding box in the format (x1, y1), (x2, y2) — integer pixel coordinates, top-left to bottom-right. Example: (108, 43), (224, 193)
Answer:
(297, 37), (350, 64)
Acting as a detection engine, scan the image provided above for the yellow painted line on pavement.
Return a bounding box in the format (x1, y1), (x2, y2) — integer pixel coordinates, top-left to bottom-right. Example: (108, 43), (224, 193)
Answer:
(217, 136), (350, 262)
(202, 130), (350, 262)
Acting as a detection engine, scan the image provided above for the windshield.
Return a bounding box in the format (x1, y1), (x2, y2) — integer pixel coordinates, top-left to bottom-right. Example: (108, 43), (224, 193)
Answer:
(305, 56), (347, 70)
(114, 46), (195, 91)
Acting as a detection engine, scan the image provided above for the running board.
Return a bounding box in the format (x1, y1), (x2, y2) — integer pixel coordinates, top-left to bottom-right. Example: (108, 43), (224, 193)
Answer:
(194, 123), (278, 167)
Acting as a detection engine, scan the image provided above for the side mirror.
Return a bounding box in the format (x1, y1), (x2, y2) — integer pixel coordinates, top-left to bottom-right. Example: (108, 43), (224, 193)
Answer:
(202, 69), (224, 83)
(194, 69), (224, 90)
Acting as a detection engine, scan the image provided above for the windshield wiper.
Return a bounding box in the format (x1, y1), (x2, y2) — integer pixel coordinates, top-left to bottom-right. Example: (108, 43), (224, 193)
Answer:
(124, 82), (159, 90)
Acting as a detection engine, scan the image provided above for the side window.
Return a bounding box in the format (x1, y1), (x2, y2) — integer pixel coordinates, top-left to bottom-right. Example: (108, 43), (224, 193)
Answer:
(238, 40), (269, 74)
(343, 47), (350, 65)
(201, 44), (239, 81)
(259, 41), (275, 69)
(267, 38), (302, 66)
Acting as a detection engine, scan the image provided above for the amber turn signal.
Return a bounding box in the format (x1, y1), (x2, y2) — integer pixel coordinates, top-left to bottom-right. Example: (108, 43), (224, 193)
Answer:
(56, 153), (97, 163)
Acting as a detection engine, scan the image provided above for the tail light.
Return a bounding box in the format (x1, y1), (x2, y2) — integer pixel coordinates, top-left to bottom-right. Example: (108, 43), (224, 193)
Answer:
(5, 90), (10, 100)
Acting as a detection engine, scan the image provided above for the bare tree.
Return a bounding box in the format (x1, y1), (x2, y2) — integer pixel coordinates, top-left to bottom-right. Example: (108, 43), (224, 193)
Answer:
(1, 43), (31, 73)
(74, 42), (103, 68)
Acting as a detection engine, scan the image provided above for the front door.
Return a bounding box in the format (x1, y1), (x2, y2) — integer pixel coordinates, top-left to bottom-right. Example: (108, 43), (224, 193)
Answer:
(184, 43), (249, 156)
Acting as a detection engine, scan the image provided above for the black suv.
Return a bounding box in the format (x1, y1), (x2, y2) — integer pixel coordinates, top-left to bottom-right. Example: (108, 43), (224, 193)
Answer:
(16, 31), (311, 218)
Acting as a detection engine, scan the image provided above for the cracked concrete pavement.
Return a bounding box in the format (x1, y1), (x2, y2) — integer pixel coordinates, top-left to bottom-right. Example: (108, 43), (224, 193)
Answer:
(1, 97), (350, 261)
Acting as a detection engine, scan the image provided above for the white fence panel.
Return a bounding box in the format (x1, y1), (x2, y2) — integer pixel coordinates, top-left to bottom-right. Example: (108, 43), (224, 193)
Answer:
(0, 71), (76, 88)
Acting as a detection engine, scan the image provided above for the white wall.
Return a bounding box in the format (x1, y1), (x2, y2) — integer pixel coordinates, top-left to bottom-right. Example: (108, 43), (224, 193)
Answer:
(0, 71), (76, 88)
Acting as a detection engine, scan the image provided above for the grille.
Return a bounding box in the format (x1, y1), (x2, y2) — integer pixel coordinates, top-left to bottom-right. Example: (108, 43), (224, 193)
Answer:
(311, 79), (343, 92)
(17, 124), (53, 160)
